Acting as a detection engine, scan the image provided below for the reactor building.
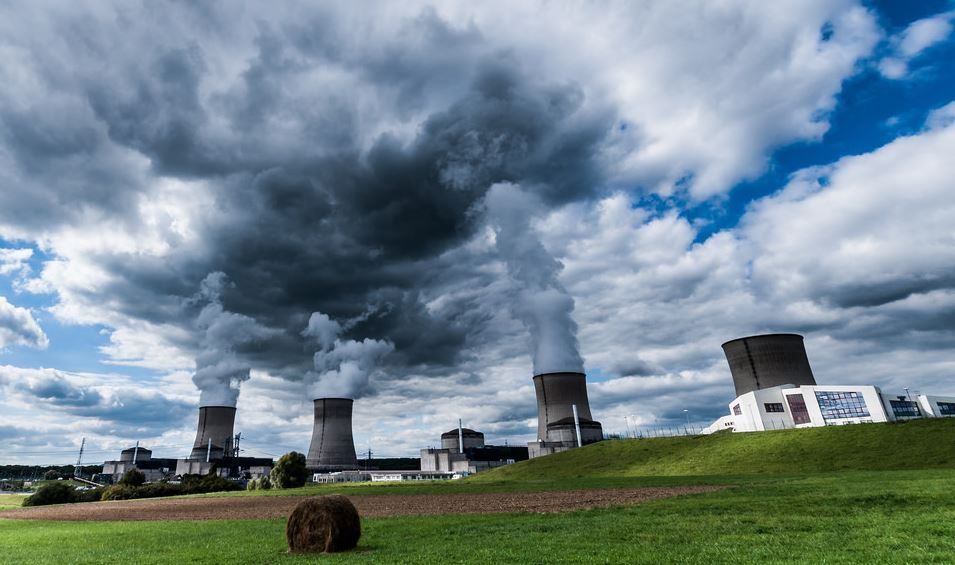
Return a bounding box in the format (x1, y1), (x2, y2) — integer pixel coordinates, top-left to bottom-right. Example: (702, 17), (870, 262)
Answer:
(420, 422), (529, 474)
(527, 371), (603, 458)
(306, 398), (360, 472)
(721, 333), (817, 397)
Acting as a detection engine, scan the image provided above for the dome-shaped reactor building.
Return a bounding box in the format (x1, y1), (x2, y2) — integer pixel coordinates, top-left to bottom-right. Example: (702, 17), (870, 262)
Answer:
(721, 333), (817, 397)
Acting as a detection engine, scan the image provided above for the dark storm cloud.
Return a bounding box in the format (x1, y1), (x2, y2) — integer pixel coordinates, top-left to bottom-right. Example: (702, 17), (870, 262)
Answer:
(0, 3), (614, 399)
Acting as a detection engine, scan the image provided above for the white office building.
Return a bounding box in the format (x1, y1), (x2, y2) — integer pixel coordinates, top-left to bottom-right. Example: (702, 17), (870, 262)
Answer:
(705, 384), (955, 433)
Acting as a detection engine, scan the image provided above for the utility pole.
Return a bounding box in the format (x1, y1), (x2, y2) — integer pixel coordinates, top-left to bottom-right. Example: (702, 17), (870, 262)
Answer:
(74, 437), (86, 478)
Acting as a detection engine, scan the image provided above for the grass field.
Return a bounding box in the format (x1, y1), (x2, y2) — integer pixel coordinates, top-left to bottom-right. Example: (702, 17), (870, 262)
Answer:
(1, 470), (953, 563)
(0, 495), (25, 510)
(3, 419), (955, 563)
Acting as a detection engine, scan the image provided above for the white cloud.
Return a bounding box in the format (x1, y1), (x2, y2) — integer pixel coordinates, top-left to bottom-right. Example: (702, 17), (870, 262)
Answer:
(878, 11), (953, 79)
(0, 295), (47, 350)
(0, 247), (32, 276)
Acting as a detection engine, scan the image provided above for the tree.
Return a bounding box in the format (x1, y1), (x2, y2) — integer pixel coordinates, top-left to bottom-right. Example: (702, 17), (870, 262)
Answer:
(43, 470), (59, 481)
(118, 468), (146, 487)
(270, 451), (308, 489)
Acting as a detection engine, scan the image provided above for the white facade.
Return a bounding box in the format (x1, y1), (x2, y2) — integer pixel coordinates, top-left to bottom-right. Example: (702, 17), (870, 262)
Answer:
(710, 383), (954, 433)
(916, 394), (955, 418)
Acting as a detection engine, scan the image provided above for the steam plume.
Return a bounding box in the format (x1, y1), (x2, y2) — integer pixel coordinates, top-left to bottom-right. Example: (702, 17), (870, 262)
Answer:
(485, 183), (585, 375)
(302, 312), (394, 399)
(192, 272), (276, 406)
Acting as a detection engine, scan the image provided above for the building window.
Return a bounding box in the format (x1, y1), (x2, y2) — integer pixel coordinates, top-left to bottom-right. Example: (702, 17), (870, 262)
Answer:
(937, 402), (955, 416)
(733, 404), (742, 416)
(764, 403), (785, 413)
(814, 391), (870, 422)
(786, 394), (811, 425)
(889, 399), (921, 418)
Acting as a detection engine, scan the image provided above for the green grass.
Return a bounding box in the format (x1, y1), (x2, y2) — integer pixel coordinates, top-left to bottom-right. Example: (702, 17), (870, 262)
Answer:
(0, 495), (25, 510)
(2, 470), (953, 564)
(3, 420), (955, 563)
(476, 418), (955, 481)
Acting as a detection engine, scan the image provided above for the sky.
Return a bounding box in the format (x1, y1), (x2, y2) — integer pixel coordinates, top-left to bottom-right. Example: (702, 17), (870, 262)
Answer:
(0, 0), (953, 464)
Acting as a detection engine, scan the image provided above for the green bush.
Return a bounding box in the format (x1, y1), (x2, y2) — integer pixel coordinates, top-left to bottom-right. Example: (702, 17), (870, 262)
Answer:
(118, 468), (146, 487)
(258, 475), (271, 490)
(270, 452), (307, 489)
(73, 488), (104, 503)
(246, 479), (258, 491)
(23, 482), (75, 506)
(100, 485), (138, 501)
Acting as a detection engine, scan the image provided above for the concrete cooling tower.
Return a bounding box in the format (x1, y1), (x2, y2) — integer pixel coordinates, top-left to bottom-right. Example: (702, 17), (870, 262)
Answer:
(528, 372), (603, 458)
(188, 406), (236, 460)
(722, 333), (817, 397)
(306, 398), (359, 471)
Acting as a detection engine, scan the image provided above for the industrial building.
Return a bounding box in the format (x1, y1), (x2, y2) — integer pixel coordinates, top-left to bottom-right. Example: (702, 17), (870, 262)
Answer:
(306, 398), (360, 472)
(705, 333), (955, 433)
(101, 447), (177, 484)
(528, 372), (603, 458)
(419, 423), (528, 474)
(707, 384), (955, 432)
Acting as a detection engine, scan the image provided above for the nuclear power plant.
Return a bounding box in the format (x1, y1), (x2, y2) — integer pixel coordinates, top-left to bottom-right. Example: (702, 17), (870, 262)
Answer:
(528, 371), (603, 458)
(721, 333), (817, 397)
(306, 398), (360, 471)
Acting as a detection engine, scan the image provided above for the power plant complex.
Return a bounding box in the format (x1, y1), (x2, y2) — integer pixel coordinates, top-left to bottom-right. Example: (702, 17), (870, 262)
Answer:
(95, 331), (955, 486)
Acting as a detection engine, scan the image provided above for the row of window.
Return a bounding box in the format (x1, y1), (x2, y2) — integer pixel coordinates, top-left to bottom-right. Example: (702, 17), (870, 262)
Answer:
(937, 402), (955, 416)
(889, 399), (921, 418)
(815, 391), (870, 421)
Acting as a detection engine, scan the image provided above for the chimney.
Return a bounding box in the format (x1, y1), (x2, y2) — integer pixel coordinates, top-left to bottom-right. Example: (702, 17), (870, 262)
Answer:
(306, 398), (359, 471)
(188, 406), (236, 461)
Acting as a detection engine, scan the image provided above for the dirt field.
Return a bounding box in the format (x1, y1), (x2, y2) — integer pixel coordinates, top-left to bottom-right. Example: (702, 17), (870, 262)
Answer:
(0, 486), (722, 521)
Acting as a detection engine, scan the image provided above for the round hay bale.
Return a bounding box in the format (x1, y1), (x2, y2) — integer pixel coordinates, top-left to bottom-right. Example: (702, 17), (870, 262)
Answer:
(286, 495), (361, 553)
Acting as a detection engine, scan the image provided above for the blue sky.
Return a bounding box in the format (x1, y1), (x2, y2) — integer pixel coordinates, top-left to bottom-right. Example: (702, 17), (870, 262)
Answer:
(0, 1), (953, 463)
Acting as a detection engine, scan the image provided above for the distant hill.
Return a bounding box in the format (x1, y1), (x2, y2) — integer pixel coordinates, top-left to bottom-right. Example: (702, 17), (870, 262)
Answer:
(472, 419), (955, 480)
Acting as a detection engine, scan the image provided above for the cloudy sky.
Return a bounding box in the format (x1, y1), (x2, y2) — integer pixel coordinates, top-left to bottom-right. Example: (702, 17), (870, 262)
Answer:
(1, 1), (953, 464)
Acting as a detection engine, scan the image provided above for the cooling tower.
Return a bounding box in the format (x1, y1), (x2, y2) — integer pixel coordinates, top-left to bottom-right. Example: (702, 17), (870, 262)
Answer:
(306, 398), (359, 471)
(722, 333), (817, 397)
(188, 406), (236, 460)
(533, 372), (603, 444)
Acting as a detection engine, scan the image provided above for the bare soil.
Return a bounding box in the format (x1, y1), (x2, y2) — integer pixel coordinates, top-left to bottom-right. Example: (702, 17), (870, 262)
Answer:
(0, 486), (722, 522)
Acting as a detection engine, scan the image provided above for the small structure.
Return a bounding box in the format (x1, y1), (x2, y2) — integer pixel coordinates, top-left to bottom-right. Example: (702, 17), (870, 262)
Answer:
(101, 446), (177, 484)
(420, 424), (528, 474)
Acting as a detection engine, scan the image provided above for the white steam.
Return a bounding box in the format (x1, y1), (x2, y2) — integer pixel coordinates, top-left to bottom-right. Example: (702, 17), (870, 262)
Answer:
(485, 183), (585, 375)
(192, 272), (276, 407)
(302, 311), (394, 399)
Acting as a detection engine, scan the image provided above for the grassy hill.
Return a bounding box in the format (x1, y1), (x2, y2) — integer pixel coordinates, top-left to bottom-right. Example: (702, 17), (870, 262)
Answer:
(474, 418), (955, 481)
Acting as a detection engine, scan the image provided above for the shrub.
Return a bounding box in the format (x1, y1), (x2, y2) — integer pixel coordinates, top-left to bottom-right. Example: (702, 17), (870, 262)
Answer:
(271, 452), (308, 489)
(101, 485), (139, 501)
(118, 468), (146, 487)
(43, 470), (59, 481)
(23, 482), (75, 506)
(247, 479), (258, 491)
(259, 475), (272, 490)
(73, 488), (104, 503)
